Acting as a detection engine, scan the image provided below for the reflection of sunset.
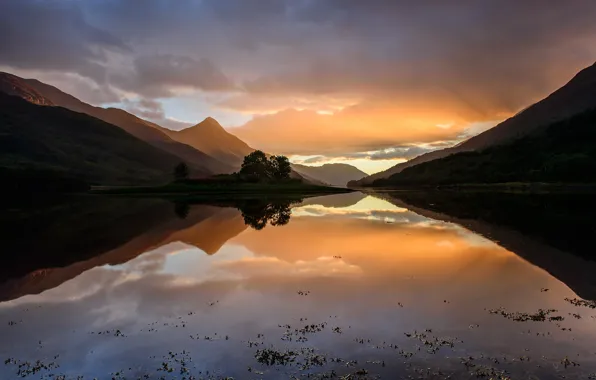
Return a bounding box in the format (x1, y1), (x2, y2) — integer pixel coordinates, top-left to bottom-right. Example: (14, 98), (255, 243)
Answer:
(3, 195), (596, 380)
(214, 256), (363, 278)
(232, 216), (514, 276)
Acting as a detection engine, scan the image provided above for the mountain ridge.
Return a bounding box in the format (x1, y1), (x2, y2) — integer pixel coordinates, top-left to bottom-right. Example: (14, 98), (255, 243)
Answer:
(0, 72), (233, 175)
(0, 92), (192, 185)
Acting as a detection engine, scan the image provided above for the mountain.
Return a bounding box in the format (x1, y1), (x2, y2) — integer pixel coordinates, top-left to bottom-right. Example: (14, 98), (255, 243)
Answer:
(374, 107), (596, 186)
(0, 74), (54, 106)
(0, 72), (232, 175)
(165, 117), (254, 168)
(164, 116), (332, 184)
(292, 163), (367, 187)
(0, 72), (361, 186)
(351, 62), (596, 186)
(0, 92), (193, 186)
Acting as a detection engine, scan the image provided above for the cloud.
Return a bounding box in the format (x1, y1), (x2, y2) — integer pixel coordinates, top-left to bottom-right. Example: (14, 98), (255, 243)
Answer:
(2, 0), (596, 156)
(0, 0), (129, 84)
(121, 98), (193, 130)
(121, 98), (166, 120)
(301, 156), (327, 164)
(115, 54), (235, 98)
(232, 105), (472, 155)
(369, 146), (434, 161)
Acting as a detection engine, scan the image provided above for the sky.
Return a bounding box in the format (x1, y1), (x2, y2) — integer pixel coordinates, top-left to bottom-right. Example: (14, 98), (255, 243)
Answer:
(1, 1), (596, 174)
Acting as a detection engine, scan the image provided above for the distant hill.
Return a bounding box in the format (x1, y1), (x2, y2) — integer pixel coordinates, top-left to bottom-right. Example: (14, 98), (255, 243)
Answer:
(292, 163), (367, 187)
(0, 92), (193, 186)
(351, 62), (596, 186)
(165, 117), (254, 168)
(374, 107), (596, 186)
(0, 72), (232, 175)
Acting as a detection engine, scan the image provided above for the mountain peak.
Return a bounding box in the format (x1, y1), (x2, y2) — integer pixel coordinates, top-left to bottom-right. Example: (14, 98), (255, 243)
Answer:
(203, 116), (218, 123)
(169, 116), (254, 166)
(195, 116), (224, 130)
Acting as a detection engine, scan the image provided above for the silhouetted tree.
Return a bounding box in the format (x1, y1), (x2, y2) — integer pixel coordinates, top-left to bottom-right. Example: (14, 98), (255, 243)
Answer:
(174, 162), (189, 181)
(237, 199), (300, 230)
(269, 155), (292, 180)
(240, 150), (270, 181)
(239, 151), (292, 182)
(268, 203), (292, 226)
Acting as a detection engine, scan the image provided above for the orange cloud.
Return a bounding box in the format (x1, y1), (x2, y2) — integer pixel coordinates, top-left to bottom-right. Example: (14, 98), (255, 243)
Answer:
(231, 100), (478, 155)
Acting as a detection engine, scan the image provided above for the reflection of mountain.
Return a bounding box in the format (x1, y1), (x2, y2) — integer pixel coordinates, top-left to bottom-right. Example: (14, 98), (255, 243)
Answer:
(0, 196), (173, 280)
(0, 195), (310, 301)
(300, 191), (367, 208)
(167, 206), (247, 254)
(375, 191), (596, 300)
(0, 199), (248, 301)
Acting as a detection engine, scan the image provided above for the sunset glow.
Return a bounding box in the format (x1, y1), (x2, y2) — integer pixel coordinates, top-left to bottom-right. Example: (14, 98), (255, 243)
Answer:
(2, 1), (596, 172)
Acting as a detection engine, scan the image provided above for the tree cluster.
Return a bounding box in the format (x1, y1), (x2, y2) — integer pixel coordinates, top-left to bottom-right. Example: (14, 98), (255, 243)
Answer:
(239, 150), (292, 182)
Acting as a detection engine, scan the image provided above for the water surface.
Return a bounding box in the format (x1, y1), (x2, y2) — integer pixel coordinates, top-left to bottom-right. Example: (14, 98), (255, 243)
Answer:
(1, 193), (596, 379)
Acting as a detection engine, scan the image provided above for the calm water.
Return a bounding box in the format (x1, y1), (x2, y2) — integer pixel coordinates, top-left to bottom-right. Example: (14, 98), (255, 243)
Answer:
(1, 192), (596, 379)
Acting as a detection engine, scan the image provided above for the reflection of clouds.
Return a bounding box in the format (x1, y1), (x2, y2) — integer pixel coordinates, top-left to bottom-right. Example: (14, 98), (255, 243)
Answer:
(294, 202), (431, 225)
(295, 196), (406, 215)
(436, 240), (455, 248)
(215, 256), (362, 278)
(2, 194), (596, 378)
(3, 194), (596, 377)
(118, 242), (187, 275)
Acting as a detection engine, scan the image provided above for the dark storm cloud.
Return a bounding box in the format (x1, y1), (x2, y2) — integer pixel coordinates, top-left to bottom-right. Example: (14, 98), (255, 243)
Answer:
(1, 0), (596, 155)
(4, 0), (596, 108)
(0, 0), (129, 83)
(237, 0), (596, 117)
(114, 54), (235, 97)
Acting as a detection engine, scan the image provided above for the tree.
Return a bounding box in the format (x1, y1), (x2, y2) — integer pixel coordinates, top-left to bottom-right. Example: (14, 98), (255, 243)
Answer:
(238, 199), (298, 230)
(269, 155), (292, 180)
(240, 150), (270, 181)
(174, 162), (189, 181)
(239, 151), (292, 182)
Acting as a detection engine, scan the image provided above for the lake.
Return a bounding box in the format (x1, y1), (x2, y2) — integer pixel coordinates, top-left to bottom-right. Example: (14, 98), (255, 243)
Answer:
(1, 192), (596, 379)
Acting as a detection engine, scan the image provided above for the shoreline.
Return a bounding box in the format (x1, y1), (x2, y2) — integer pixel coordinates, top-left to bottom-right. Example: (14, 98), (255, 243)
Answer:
(91, 182), (355, 198)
